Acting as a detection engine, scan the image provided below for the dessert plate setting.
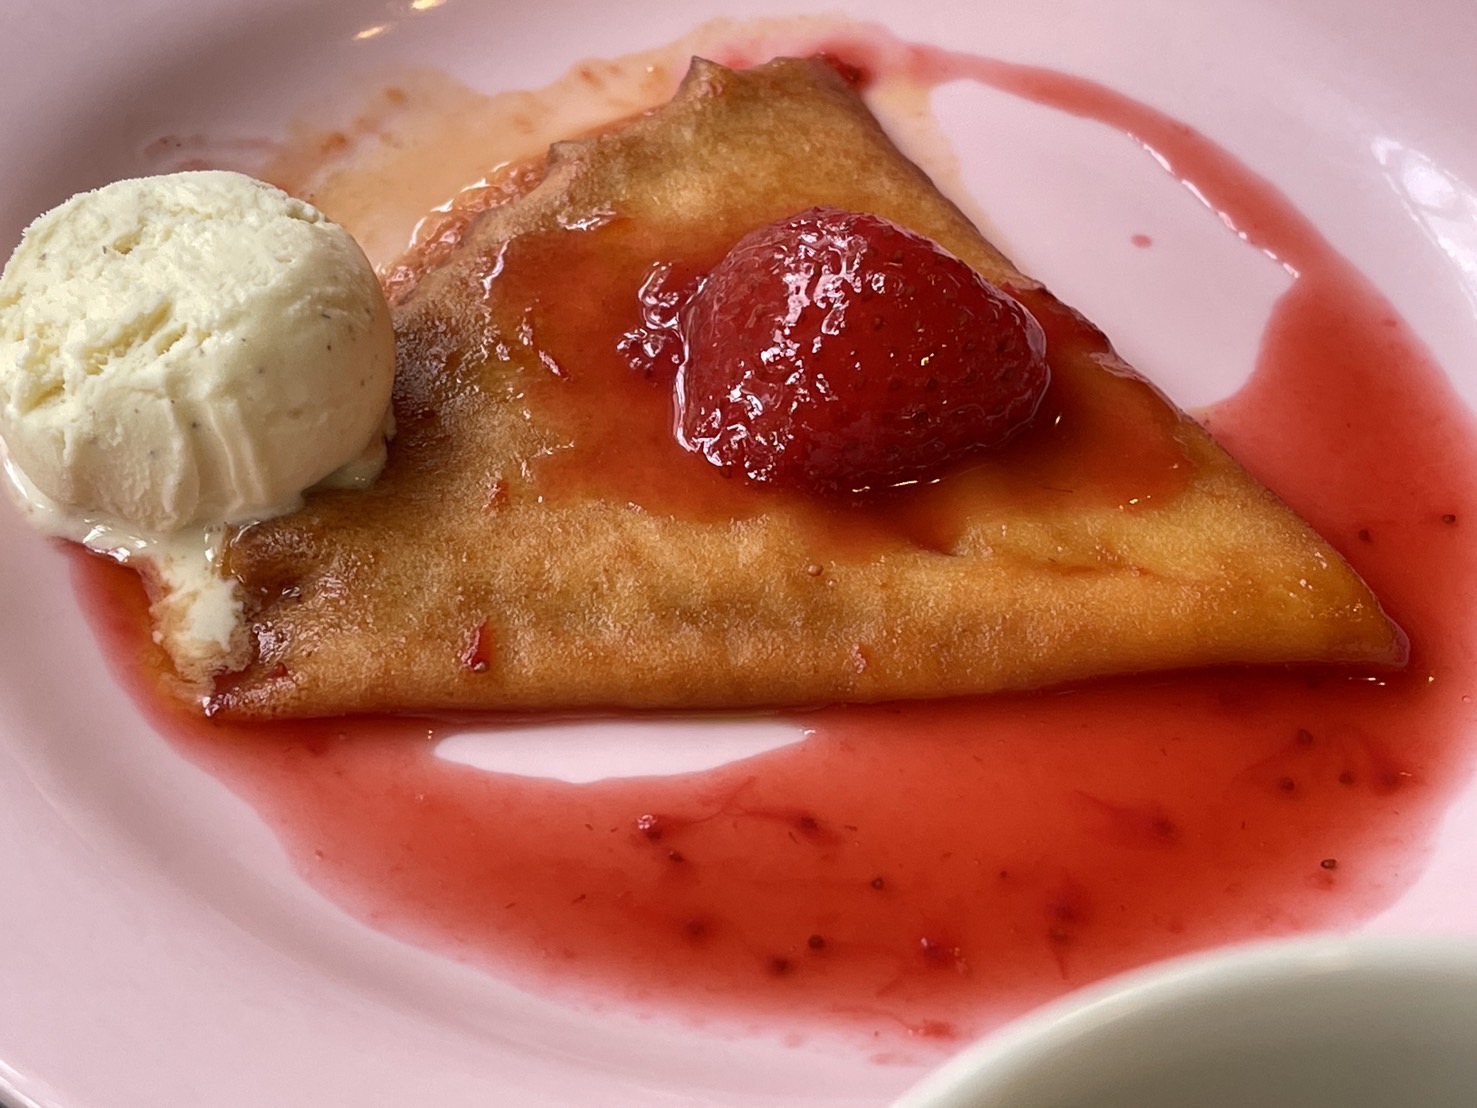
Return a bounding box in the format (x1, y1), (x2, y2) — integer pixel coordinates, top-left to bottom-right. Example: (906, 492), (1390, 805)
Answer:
(1, 0), (1476, 1105)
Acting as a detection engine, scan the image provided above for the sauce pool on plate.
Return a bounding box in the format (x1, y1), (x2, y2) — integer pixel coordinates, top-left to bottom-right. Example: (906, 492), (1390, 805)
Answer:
(77, 25), (1477, 1049)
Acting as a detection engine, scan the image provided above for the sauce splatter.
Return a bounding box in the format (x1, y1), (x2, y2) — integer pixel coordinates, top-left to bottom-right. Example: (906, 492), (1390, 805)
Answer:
(77, 27), (1477, 1050)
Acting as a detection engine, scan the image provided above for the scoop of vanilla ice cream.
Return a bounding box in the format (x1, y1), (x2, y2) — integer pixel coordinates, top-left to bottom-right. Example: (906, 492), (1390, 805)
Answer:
(0, 170), (395, 533)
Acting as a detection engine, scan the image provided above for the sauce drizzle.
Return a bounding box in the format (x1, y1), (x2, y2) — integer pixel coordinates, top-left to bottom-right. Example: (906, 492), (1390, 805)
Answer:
(76, 29), (1477, 1050)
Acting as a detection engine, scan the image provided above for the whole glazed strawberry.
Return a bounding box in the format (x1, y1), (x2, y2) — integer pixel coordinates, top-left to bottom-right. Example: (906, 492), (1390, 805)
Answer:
(676, 206), (1050, 494)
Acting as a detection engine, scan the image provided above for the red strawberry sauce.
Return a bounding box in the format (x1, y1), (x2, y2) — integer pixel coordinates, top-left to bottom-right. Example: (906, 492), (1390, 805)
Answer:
(74, 33), (1477, 1049)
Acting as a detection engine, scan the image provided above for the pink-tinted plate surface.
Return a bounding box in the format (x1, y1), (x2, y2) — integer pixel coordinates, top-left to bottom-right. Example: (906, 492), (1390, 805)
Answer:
(1, 1), (1475, 1105)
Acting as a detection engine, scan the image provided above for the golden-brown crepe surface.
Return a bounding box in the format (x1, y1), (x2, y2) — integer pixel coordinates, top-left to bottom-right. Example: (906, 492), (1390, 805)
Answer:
(204, 56), (1404, 718)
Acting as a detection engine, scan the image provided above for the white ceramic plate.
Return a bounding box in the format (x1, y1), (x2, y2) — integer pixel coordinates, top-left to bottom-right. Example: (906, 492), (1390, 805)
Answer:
(2, 1), (1476, 1105)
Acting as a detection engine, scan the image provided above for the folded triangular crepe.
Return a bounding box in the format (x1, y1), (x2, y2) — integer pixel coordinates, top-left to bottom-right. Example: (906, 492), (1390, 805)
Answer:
(201, 56), (1403, 718)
